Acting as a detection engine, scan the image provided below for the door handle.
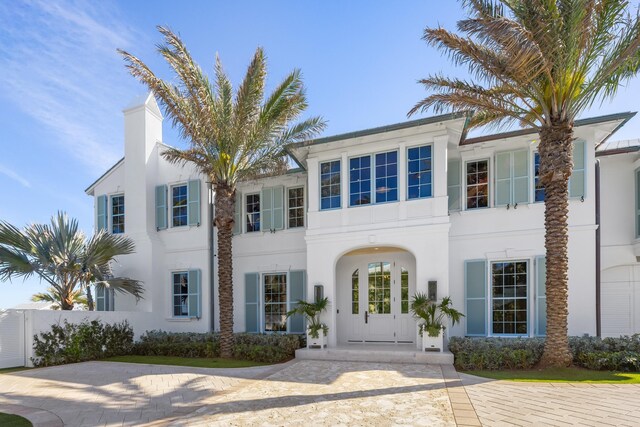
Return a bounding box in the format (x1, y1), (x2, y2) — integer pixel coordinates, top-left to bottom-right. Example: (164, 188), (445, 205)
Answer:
(365, 311), (368, 324)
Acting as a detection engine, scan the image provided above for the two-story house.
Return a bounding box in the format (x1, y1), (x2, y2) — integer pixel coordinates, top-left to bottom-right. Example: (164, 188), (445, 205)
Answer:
(86, 93), (639, 347)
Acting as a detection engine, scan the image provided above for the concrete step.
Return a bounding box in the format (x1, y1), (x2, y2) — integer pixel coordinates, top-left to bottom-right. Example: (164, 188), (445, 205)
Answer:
(295, 346), (454, 365)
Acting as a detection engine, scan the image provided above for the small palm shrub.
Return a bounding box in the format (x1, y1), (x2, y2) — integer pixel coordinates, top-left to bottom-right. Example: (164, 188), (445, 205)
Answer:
(286, 297), (329, 338)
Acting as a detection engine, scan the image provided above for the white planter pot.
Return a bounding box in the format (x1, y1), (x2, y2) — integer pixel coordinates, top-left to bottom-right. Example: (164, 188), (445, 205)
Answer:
(421, 330), (444, 352)
(307, 329), (328, 349)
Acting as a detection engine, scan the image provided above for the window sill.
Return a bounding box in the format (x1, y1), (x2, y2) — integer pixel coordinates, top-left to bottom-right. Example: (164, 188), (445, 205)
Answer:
(166, 317), (199, 322)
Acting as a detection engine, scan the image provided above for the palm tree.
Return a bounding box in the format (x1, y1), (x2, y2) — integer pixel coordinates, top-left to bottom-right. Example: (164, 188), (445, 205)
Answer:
(410, 0), (640, 367)
(32, 287), (88, 310)
(118, 27), (325, 358)
(0, 212), (143, 310)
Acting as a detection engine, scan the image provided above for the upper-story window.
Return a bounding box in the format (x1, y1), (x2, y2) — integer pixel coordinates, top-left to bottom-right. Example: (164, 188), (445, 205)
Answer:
(466, 160), (489, 209)
(111, 195), (125, 234)
(288, 187), (305, 228)
(246, 193), (261, 232)
(375, 151), (398, 203)
(349, 156), (371, 206)
(534, 152), (545, 202)
(172, 184), (188, 227)
(320, 160), (341, 210)
(407, 145), (432, 200)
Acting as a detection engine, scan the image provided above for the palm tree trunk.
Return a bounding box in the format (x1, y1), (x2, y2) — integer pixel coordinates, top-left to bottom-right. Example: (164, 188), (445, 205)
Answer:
(215, 183), (236, 358)
(86, 286), (95, 311)
(538, 120), (574, 368)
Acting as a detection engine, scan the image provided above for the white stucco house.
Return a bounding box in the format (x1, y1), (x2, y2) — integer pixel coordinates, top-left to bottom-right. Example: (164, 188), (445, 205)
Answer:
(85, 93), (640, 349)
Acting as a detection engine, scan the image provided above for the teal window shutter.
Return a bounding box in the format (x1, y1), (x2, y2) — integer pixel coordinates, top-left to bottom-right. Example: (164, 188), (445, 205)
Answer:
(97, 195), (107, 231)
(447, 159), (461, 211)
(188, 269), (201, 318)
(636, 169), (640, 238)
(569, 140), (586, 198)
(465, 260), (487, 336)
(288, 270), (306, 334)
(495, 152), (512, 206)
(187, 180), (201, 226)
(233, 191), (242, 235)
(245, 272), (260, 333)
(513, 150), (529, 204)
(261, 187), (273, 231)
(155, 185), (168, 230)
(272, 186), (284, 231)
(536, 256), (546, 336)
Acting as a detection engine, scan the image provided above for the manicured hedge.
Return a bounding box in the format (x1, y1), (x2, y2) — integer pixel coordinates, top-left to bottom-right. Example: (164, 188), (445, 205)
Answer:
(32, 319), (133, 367)
(449, 335), (640, 371)
(132, 330), (303, 363)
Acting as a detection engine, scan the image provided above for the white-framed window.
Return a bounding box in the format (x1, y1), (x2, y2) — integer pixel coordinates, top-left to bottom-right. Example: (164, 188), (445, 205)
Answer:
(288, 187), (305, 228)
(349, 155), (372, 206)
(246, 193), (261, 232)
(264, 273), (287, 332)
(171, 184), (188, 227)
(320, 160), (341, 210)
(352, 269), (359, 314)
(172, 270), (200, 318)
(374, 151), (398, 203)
(111, 194), (125, 234)
(466, 159), (489, 209)
(407, 144), (433, 200)
(533, 152), (545, 202)
(96, 287), (114, 311)
(491, 260), (528, 335)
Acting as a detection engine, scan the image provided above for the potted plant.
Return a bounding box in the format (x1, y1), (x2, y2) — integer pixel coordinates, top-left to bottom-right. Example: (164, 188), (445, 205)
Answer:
(410, 293), (463, 352)
(287, 297), (329, 349)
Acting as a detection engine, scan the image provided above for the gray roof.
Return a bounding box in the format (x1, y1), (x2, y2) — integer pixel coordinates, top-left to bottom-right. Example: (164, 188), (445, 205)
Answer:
(596, 138), (640, 155)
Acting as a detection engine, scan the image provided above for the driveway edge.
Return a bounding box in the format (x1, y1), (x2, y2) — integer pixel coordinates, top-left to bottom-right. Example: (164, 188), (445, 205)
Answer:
(441, 365), (482, 426)
(0, 403), (63, 427)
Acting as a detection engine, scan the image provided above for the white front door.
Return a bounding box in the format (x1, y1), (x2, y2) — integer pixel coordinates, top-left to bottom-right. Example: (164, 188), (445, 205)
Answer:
(337, 253), (415, 344)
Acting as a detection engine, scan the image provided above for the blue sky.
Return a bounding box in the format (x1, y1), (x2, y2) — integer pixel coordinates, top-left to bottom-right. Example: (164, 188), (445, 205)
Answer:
(1, 0), (640, 308)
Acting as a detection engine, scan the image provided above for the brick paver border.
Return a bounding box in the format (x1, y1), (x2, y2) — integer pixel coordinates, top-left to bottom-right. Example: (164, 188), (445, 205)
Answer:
(0, 403), (63, 427)
(441, 365), (482, 427)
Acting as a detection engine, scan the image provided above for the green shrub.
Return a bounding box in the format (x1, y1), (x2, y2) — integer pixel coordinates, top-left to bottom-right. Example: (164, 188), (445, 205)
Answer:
(448, 337), (544, 370)
(132, 330), (302, 363)
(449, 334), (640, 371)
(32, 319), (133, 367)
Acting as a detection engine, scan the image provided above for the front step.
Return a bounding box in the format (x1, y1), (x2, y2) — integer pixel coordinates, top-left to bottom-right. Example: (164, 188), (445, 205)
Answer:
(295, 346), (454, 365)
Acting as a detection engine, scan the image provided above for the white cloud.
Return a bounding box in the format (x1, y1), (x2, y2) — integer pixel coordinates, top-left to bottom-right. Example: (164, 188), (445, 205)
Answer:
(0, 0), (148, 171)
(0, 164), (31, 188)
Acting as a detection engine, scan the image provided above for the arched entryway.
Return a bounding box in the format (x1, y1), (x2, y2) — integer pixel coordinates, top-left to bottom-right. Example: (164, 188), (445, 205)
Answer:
(336, 247), (416, 344)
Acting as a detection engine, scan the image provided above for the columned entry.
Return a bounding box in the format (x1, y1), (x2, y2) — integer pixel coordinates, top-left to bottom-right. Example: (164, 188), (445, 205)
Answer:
(337, 249), (416, 344)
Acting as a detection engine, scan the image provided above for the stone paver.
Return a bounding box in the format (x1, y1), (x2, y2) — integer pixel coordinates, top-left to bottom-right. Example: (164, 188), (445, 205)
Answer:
(460, 372), (640, 426)
(0, 361), (281, 426)
(172, 360), (455, 426)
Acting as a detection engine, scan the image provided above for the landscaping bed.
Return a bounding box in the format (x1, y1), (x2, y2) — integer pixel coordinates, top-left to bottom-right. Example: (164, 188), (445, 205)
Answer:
(467, 367), (640, 383)
(103, 355), (271, 368)
(449, 335), (640, 371)
(0, 413), (32, 427)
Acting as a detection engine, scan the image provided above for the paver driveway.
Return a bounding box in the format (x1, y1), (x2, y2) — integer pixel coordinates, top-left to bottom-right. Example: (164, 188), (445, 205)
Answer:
(0, 361), (279, 426)
(172, 360), (456, 426)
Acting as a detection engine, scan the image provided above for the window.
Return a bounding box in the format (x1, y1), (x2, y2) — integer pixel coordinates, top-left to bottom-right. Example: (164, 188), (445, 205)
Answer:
(407, 145), (432, 199)
(96, 287), (114, 311)
(264, 273), (287, 332)
(368, 262), (391, 314)
(288, 187), (305, 228)
(172, 271), (199, 317)
(375, 151), (398, 203)
(534, 152), (545, 202)
(466, 160), (489, 209)
(352, 269), (359, 314)
(246, 193), (260, 232)
(320, 160), (341, 210)
(401, 267), (409, 314)
(172, 185), (188, 227)
(349, 156), (371, 206)
(111, 195), (125, 234)
(491, 261), (528, 335)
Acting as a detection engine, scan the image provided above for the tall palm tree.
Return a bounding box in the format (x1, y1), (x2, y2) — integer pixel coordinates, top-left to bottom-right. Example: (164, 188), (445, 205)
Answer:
(410, 0), (640, 367)
(0, 212), (143, 310)
(118, 27), (325, 358)
(32, 287), (88, 310)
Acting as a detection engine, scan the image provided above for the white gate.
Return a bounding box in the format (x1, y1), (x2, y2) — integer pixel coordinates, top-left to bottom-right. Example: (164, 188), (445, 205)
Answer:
(0, 310), (25, 368)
